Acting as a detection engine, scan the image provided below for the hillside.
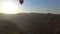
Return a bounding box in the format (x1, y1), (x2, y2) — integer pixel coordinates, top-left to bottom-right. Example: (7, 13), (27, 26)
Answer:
(0, 13), (60, 34)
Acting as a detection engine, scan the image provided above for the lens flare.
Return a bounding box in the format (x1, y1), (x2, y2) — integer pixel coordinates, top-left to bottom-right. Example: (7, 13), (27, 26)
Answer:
(1, 1), (19, 14)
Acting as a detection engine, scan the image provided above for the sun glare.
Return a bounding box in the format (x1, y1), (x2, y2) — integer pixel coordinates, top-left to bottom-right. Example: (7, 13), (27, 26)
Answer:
(1, 1), (19, 14)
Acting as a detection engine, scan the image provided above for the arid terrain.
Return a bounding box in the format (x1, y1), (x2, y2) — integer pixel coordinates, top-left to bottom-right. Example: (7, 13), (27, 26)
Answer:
(0, 13), (60, 34)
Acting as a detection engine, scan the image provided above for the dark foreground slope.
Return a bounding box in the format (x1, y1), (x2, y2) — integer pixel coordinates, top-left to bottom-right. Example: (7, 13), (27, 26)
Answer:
(0, 13), (60, 34)
(15, 13), (60, 34)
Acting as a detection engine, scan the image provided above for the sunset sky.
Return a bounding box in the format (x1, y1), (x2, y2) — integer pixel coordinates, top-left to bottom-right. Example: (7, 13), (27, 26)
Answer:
(0, 0), (60, 14)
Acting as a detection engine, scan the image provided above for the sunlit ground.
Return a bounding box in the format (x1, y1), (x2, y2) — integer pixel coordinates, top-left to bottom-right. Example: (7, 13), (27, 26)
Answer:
(0, 1), (20, 14)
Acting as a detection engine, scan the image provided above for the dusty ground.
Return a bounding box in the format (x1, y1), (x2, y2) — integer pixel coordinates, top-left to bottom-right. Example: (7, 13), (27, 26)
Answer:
(0, 13), (60, 34)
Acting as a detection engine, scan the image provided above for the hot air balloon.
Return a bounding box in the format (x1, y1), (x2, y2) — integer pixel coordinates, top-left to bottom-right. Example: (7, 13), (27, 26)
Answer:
(19, 0), (24, 5)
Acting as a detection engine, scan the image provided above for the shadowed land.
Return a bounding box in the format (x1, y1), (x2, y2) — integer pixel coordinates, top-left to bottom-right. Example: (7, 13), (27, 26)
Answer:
(0, 13), (60, 34)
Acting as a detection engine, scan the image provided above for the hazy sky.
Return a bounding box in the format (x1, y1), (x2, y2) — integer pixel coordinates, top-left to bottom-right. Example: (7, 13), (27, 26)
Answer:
(24, 0), (60, 9)
(18, 0), (60, 14)
(0, 0), (60, 14)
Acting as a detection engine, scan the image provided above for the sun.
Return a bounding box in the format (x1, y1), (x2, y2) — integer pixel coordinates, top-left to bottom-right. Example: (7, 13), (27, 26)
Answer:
(1, 1), (19, 14)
